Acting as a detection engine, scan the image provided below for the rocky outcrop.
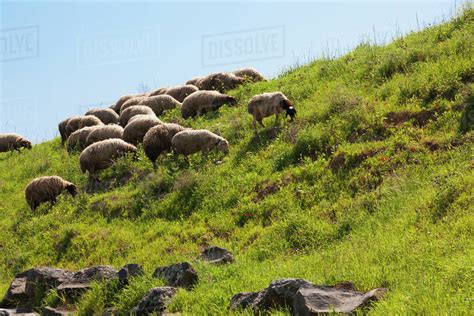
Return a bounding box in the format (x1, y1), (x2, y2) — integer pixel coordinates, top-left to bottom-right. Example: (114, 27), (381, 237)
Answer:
(118, 263), (144, 284)
(1, 267), (73, 308)
(200, 246), (234, 264)
(130, 287), (177, 316)
(153, 262), (198, 290)
(230, 279), (387, 314)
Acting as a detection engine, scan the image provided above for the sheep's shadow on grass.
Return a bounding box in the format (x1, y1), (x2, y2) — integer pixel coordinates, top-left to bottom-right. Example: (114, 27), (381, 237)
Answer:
(83, 168), (144, 194)
(233, 127), (282, 165)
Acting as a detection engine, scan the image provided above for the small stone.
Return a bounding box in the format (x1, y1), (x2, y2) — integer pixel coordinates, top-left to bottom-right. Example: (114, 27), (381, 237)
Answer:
(200, 246), (234, 264)
(118, 264), (144, 283)
(130, 287), (177, 316)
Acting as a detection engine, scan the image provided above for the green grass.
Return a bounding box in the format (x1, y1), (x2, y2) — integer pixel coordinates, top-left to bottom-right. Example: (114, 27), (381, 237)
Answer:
(1, 7), (473, 315)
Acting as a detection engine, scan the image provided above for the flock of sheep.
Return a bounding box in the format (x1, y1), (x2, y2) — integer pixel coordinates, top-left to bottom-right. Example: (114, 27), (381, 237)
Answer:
(0, 67), (297, 210)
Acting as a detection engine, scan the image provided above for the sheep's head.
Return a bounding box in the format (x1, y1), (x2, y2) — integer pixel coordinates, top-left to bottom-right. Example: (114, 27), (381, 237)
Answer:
(65, 183), (78, 197)
(226, 96), (237, 106)
(279, 98), (293, 110)
(286, 106), (297, 121)
(216, 139), (229, 154)
(19, 139), (32, 149)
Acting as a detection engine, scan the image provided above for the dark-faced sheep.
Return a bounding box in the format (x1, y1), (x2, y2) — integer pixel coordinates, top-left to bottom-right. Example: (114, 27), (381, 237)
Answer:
(25, 176), (77, 211)
(138, 95), (181, 116)
(172, 129), (229, 158)
(143, 123), (187, 169)
(247, 92), (296, 130)
(85, 124), (124, 147)
(58, 118), (70, 144)
(164, 85), (199, 102)
(79, 138), (137, 178)
(181, 91), (237, 119)
(232, 68), (265, 82)
(120, 105), (156, 127)
(85, 108), (120, 125)
(65, 115), (104, 138)
(123, 115), (162, 145)
(0, 133), (32, 153)
(66, 126), (101, 152)
(195, 72), (244, 92)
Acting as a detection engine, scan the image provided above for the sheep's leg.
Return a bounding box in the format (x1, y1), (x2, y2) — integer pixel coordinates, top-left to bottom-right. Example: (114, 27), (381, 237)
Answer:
(252, 118), (258, 132)
(152, 161), (158, 170)
(258, 119), (265, 128)
(275, 113), (280, 126)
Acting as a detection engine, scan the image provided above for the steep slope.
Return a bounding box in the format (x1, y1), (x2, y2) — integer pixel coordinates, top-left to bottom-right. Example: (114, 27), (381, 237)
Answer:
(0, 8), (473, 314)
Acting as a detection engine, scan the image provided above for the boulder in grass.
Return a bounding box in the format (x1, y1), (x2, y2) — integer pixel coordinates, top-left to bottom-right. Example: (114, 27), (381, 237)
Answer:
(200, 246), (234, 264)
(118, 263), (144, 284)
(230, 278), (387, 314)
(153, 262), (198, 290)
(130, 287), (177, 316)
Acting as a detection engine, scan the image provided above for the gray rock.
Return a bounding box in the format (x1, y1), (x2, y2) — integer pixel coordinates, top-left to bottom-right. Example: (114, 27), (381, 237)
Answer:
(57, 266), (117, 302)
(0, 308), (38, 316)
(1, 267), (73, 308)
(118, 264), (144, 284)
(293, 286), (387, 315)
(153, 262), (198, 290)
(200, 246), (234, 264)
(42, 306), (75, 316)
(230, 279), (387, 314)
(130, 287), (177, 315)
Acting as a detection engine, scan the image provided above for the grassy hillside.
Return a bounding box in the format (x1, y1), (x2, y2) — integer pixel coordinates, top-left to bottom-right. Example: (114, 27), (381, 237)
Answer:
(1, 7), (473, 315)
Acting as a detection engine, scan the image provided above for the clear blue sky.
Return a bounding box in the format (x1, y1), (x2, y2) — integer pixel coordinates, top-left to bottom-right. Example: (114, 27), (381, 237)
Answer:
(0, 0), (462, 142)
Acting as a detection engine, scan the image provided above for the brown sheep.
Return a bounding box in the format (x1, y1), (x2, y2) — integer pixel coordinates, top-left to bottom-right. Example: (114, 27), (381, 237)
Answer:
(247, 92), (296, 131)
(0, 133), (32, 152)
(120, 105), (156, 127)
(164, 85), (199, 102)
(25, 176), (77, 210)
(85, 125), (124, 146)
(138, 95), (181, 116)
(232, 68), (265, 82)
(143, 123), (187, 169)
(79, 138), (137, 178)
(85, 108), (120, 125)
(65, 115), (104, 138)
(181, 91), (237, 119)
(120, 95), (149, 113)
(195, 72), (244, 92)
(66, 126), (101, 152)
(185, 77), (203, 86)
(111, 94), (143, 114)
(123, 115), (162, 145)
(148, 87), (169, 97)
(58, 118), (70, 144)
(172, 129), (229, 158)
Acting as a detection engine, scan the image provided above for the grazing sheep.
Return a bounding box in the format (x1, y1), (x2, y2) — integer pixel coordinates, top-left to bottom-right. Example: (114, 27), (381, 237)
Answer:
(195, 72), (244, 92)
(85, 108), (120, 125)
(120, 95), (148, 113)
(185, 77), (203, 86)
(25, 176), (77, 210)
(172, 129), (229, 158)
(123, 115), (162, 145)
(143, 123), (187, 168)
(148, 87), (168, 97)
(65, 115), (104, 138)
(66, 126), (101, 152)
(58, 118), (70, 144)
(79, 138), (137, 178)
(181, 91), (237, 119)
(138, 95), (181, 116)
(232, 67), (265, 82)
(85, 125), (124, 146)
(247, 92), (296, 130)
(165, 84), (199, 102)
(120, 105), (156, 127)
(0, 133), (32, 152)
(111, 94), (143, 114)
